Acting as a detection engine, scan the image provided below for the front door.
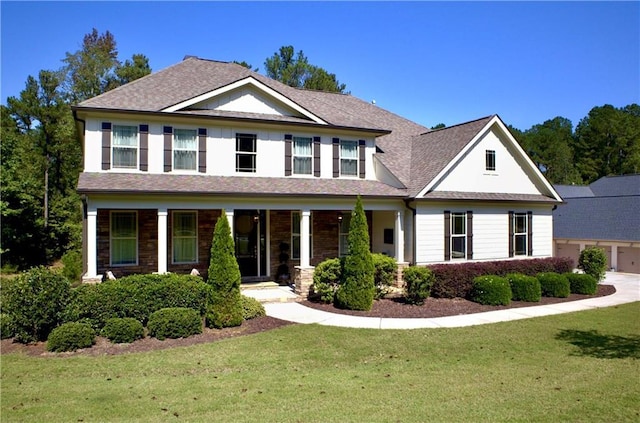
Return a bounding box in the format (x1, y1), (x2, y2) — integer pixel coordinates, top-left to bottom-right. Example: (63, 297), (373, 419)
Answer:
(234, 210), (266, 278)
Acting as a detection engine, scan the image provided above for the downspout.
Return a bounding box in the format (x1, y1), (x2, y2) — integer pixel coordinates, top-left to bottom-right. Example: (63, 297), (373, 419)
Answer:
(72, 109), (87, 167)
(403, 198), (417, 265)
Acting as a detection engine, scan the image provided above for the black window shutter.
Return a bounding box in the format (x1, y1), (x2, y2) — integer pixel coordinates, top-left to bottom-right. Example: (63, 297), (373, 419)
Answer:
(198, 128), (207, 173)
(101, 122), (111, 170)
(284, 134), (292, 176)
(508, 211), (514, 257)
(163, 126), (173, 172)
(313, 136), (321, 177)
(527, 211), (533, 256)
(358, 139), (366, 178)
(466, 211), (473, 260)
(332, 138), (340, 178)
(139, 124), (149, 171)
(444, 211), (451, 261)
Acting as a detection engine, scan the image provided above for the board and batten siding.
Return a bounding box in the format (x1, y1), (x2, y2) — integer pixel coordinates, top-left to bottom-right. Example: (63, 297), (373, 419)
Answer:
(414, 203), (554, 264)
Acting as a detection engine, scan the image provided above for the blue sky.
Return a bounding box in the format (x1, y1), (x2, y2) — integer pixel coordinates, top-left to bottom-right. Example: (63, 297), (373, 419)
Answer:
(1, 1), (638, 130)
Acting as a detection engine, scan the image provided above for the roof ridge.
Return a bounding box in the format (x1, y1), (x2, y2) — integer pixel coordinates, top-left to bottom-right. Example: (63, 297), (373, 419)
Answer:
(418, 114), (495, 136)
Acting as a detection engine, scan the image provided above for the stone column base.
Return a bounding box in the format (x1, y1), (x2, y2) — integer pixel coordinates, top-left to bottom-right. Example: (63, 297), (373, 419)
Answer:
(396, 262), (410, 288)
(294, 265), (315, 298)
(81, 274), (103, 284)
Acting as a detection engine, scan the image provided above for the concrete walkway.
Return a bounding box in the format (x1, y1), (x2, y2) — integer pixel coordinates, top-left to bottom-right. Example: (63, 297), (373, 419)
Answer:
(262, 272), (639, 329)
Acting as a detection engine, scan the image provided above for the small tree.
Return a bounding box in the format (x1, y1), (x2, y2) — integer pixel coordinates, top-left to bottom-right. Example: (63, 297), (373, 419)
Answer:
(335, 196), (375, 311)
(578, 247), (608, 282)
(206, 211), (243, 328)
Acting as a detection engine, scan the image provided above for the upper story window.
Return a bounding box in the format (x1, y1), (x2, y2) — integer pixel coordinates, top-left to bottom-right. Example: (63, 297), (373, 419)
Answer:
(293, 136), (312, 175)
(174, 129), (198, 171)
(340, 139), (358, 176)
(110, 211), (137, 266)
(450, 212), (467, 259)
(513, 213), (528, 256)
(486, 150), (496, 171)
(112, 125), (138, 169)
(236, 133), (257, 172)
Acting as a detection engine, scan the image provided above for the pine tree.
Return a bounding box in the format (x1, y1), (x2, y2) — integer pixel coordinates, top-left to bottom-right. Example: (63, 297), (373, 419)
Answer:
(335, 196), (375, 310)
(206, 211), (243, 328)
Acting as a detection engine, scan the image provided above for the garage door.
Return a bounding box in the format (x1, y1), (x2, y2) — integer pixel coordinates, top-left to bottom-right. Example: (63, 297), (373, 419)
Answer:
(556, 243), (580, 268)
(586, 245), (612, 270)
(617, 247), (640, 274)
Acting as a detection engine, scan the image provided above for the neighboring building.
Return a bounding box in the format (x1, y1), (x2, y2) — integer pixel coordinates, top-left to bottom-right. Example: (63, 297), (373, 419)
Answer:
(73, 57), (562, 295)
(554, 175), (640, 273)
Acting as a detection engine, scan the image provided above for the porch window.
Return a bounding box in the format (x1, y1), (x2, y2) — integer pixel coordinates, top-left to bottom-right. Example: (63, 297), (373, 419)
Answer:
(110, 211), (137, 265)
(339, 214), (352, 256)
(291, 212), (312, 260)
(513, 213), (528, 256)
(293, 136), (312, 175)
(486, 150), (496, 171)
(173, 129), (197, 170)
(340, 140), (358, 176)
(173, 211), (198, 263)
(236, 133), (257, 172)
(112, 125), (138, 169)
(451, 212), (466, 259)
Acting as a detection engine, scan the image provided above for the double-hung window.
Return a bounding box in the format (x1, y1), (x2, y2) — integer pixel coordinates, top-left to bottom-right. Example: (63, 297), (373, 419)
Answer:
(112, 125), (138, 169)
(173, 211), (198, 263)
(111, 211), (137, 265)
(340, 140), (358, 176)
(339, 214), (352, 256)
(513, 213), (528, 256)
(486, 150), (496, 171)
(293, 136), (312, 175)
(451, 212), (467, 259)
(236, 133), (257, 172)
(291, 212), (313, 260)
(174, 129), (197, 170)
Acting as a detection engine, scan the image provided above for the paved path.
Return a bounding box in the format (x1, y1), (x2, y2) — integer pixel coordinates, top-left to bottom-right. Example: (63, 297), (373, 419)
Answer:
(263, 272), (639, 329)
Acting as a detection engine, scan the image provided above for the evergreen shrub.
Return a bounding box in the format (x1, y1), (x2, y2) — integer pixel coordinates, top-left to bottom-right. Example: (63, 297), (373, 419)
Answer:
(537, 272), (570, 298)
(403, 266), (434, 305)
(312, 258), (342, 303)
(61, 250), (83, 283)
(578, 247), (608, 282)
(241, 295), (266, 320)
(372, 253), (397, 299)
(565, 272), (598, 295)
(100, 317), (145, 343)
(506, 273), (541, 302)
(1, 313), (15, 339)
(470, 276), (512, 306)
(47, 322), (95, 352)
(148, 308), (202, 340)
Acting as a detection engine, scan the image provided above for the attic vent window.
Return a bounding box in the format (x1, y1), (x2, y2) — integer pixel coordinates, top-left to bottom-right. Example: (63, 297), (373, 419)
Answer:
(486, 150), (496, 171)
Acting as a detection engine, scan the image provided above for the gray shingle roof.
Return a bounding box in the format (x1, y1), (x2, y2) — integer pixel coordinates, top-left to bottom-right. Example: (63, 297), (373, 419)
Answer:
(553, 185), (594, 198)
(420, 191), (558, 203)
(589, 174), (640, 197)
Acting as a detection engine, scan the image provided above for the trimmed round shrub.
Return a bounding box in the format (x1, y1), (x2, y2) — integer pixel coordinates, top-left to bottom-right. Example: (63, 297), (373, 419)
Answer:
(241, 295), (266, 320)
(565, 272), (598, 295)
(537, 272), (570, 298)
(578, 247), (608, 282)
(47, 322), (95, 352)
(148, 308), (202, 340)
(312, 258), (342, 303)
(506, 273), (541, 302)
(470, 276), (512, 306)
(403, 266), (435, 305)
(100, 317), (145, 343)
(1, 313), (15, 339)
(372, 253), (397, 299)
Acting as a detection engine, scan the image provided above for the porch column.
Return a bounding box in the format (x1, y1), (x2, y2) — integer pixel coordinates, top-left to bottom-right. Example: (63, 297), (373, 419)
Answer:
(225, 209), (234, 236)
(611, 245), (618, 271)
(395, 210), (405, 263)
(300, 209), (311, 268)
(157, 209), (168, 274)
(86, 210), (98, 278)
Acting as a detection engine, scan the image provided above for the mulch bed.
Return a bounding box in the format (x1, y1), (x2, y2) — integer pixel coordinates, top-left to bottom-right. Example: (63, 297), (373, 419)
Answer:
(1, 285), (615, 357)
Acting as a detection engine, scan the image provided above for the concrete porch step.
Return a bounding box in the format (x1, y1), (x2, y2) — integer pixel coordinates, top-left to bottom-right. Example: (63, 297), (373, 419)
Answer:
(242, 285), (300, 303)
(241, 281), (281, 290)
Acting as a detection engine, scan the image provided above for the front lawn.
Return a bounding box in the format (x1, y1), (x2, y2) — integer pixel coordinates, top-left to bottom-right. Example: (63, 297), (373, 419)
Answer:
(2, 302), (639, 422)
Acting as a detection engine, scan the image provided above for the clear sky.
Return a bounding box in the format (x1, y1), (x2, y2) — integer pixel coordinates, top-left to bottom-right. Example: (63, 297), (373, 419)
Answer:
(1, 1), (638, 130)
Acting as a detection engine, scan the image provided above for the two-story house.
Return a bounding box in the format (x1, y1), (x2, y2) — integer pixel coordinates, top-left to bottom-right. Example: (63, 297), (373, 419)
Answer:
(73, 56), (562, 296)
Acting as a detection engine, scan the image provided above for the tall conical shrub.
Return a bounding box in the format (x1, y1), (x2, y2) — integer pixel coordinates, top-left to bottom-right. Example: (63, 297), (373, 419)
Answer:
(335, 196), (375, 311)
(206, 211), (243, 328)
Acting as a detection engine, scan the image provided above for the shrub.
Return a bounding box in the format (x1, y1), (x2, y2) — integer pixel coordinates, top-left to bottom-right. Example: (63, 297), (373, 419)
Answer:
(47, 322), (95, 352)
(1, 313), (15, 339)
(241, 296), (266, 320)
(578, 247), (608, 282)
(372, 253), (397, 299)
(538, 272), (570, 298)
(148, 308), (202, 340)
(470, 276), (512, 306)
(335, 196), (375, 311)
(427, 257), (574, 298)
(506, 273), (541, 302)
(61, 250), (83, 283)
(403, 266), (434, 305)
(207, 211), (243, 328)
(100, 317), (145, 343)
(565, 272), (598, 295)
(3, 266), (73, 343)
(312, 258), (342, 303)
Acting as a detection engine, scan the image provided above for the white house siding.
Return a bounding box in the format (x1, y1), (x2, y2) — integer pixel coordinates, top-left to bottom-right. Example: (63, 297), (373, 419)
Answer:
(197, 86), (294, 116)
(433, 128), (541, 195)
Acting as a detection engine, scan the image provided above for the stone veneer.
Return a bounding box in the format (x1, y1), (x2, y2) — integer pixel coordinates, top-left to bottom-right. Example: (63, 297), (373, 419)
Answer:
(294, 266), (315, 297)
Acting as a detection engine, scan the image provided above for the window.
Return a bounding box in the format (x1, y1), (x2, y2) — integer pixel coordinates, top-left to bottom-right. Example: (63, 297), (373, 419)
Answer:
(340, 140), (358, 176)
(339, 214), (352, 256)
(236, 133), (257, 172)
(486, 150), (496, 171)
(293, 136), (312, 175)
(451, 212), (466, 259)
(173, 211), (198, 263)
(291, 212), (313, 260)
(111, 211), (137, 265)
(174, 129), (197, 170)
(513, 213), (528, 256)
(112, 125), (138, 168)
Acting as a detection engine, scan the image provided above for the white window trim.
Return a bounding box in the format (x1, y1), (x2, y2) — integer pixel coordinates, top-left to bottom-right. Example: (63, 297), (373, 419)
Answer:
(291, 211), (313, 260)
(236, 133), (257, 173)
(340, 139), (358, 177)
(110, 210), (138, 266)
(112, 124), (139, 169)
(450, 212), (467, 260)
(513, 213), (528, 256)
(173, 128), (198, 172)
(293, 136), (313, 176)
(172, 210), (199, 264)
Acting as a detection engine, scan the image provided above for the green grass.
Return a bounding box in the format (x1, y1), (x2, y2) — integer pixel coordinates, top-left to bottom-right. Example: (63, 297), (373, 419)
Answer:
(2, 303), (639, 422)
